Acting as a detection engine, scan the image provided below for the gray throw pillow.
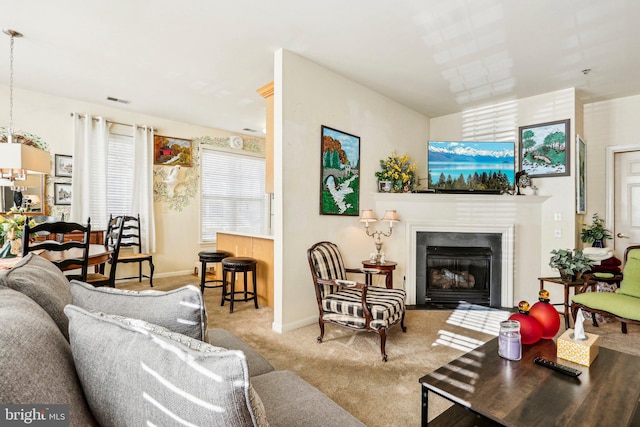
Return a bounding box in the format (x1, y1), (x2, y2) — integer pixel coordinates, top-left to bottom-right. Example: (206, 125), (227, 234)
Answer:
(69, 280), (207, 340)
(0, 253), (72, 339)
(64, 305), (262, 427)
(0, 288), (97, 426)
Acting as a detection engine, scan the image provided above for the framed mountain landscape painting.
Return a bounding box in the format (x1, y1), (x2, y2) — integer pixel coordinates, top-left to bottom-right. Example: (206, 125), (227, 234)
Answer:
(319, 126), (360, 216)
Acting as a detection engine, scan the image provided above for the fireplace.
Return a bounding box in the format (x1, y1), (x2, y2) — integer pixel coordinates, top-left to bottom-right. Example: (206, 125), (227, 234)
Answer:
(416, 231), (503, 308)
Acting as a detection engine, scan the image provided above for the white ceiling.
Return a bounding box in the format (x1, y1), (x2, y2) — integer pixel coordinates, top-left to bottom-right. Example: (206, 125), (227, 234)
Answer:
(2, 0), (640, 136)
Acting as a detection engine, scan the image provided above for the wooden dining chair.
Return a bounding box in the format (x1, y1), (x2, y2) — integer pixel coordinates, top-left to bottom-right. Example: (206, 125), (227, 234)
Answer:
(108, 214), (154, 287)
(83, 215), (124, 287)
(22, 218), (92, 281)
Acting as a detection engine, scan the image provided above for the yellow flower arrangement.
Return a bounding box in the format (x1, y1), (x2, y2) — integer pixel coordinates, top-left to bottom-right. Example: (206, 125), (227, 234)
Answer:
(375, 152), (419, 192)
(0, 208), (37, 256)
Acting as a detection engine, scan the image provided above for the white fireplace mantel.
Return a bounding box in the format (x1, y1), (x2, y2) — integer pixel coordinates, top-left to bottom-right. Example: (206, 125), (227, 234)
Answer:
(371, 192), (550, 204)
(370, 192), (550, 307)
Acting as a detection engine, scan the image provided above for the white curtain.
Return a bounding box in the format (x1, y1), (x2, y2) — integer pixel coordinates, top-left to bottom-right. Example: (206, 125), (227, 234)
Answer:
(131, 125), (156, 253)
(70, 114), (109, 228)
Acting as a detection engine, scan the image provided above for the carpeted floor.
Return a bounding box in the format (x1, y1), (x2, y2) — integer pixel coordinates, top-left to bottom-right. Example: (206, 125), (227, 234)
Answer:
(119, 274), (640, 426)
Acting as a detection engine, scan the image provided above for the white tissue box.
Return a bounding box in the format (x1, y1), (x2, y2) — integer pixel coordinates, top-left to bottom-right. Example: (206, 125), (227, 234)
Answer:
(557, 329), (599, 366)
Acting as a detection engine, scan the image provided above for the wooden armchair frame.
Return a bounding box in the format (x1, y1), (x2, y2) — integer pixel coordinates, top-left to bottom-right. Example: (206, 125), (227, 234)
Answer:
(572, 245), (640, 333)
(307, 241), (406, 362)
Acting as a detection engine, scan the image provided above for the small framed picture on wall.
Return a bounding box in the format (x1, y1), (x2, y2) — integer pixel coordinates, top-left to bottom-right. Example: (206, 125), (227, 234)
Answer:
(54, 154), (73, 177)
(54, 183), (72, 205)
(153, 135), (193, 167)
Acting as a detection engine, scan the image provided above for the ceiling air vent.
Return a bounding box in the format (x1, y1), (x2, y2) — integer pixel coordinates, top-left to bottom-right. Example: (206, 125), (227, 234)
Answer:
(106, 96), (131, 105)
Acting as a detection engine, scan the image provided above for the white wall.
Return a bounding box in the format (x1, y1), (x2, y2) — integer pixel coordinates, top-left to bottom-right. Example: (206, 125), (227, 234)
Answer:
(429, 88), (579, 304)
(273, 49), (430, 332)
(0, 85), (264, 277)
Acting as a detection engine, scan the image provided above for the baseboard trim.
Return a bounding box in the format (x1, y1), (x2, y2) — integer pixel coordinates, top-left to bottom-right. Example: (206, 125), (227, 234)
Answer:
(154, 270), (195, 279)
(273, 314), (317, 333)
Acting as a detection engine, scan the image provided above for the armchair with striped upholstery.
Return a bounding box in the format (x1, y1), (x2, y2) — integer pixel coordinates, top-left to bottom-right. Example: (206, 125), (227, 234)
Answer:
(307, 241), (406, 361)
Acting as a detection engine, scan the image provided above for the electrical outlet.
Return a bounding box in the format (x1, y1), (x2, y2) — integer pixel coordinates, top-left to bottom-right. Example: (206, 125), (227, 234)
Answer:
(554, 212), (562, 221)
(554, 228), (562, 238)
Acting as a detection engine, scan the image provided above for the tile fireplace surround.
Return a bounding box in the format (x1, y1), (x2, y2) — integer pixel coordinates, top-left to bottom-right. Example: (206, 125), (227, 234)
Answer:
(371, 193), (550, 307)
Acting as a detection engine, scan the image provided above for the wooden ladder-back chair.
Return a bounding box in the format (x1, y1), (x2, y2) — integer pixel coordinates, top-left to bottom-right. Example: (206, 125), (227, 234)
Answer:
(22, 218), (92, 281)
(109, 214), (154, 287)
(82, 215), (124, 287)
(307, 241), (407, 361)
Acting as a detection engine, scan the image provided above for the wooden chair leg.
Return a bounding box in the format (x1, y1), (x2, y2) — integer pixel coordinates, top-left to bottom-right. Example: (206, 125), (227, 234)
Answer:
(379, 328), (388, 362)
(148, 259), (154, 287)
(252, 266), (258, 309)
(221, 270), (227, 307)
(200, 260), (207, 293)
(229, 272), (236, 313)
(317, 319), (325, 343)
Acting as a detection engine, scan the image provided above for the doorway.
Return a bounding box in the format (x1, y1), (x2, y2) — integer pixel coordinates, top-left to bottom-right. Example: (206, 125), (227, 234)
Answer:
(606, 146), (640, 259)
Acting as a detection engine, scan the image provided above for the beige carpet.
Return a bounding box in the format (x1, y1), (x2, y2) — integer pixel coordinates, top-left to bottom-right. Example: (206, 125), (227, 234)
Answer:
(119, 275), (640, 426)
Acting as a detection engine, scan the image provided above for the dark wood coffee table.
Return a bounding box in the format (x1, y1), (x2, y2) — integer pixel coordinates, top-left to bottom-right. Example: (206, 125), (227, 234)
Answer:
(419, 337), (640, 426)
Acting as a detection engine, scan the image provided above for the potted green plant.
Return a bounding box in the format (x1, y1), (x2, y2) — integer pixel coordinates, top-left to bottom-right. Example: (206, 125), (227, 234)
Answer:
(549, 249), (594, 281)
(580, 213), (612, 247)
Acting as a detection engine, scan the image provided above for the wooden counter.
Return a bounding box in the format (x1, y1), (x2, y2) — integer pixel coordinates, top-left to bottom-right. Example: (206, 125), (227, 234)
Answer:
(216, 232), (274, 308)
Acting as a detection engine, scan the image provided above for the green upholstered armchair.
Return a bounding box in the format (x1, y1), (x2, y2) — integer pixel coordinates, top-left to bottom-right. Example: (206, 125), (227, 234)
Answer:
(572, 245), (640, 333)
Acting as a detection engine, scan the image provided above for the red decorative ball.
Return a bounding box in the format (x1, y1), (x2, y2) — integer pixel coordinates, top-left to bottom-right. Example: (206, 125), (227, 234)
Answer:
(508, 312), (543, 344)
(530, 294), (561, 339)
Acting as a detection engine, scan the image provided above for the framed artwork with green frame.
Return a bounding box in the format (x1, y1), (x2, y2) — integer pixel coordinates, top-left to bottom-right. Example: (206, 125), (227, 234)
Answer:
(576, 135), (586, 214)
(319, 125), (360, 216)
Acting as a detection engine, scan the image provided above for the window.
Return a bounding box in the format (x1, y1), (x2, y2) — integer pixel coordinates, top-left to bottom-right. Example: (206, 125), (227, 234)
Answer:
(201, 147), (266, 242)
(106, 127), (134, 218)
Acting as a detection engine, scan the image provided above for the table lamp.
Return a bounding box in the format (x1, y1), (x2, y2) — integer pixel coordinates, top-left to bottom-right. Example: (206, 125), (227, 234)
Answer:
(359, 209), (399, 263)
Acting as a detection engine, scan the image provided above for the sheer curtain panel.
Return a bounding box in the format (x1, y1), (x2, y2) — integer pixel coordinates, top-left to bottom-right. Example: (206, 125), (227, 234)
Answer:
(131, 125), (156, 254)
(70, 113), (108, 228)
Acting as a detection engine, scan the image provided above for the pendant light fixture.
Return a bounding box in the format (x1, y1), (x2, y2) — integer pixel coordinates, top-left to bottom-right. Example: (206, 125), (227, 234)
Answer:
(0, 29), (50, 185)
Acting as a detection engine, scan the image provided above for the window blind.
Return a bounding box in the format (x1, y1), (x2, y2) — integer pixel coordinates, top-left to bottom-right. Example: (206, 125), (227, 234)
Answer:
(106, 131), (134, 218)
(201, 147), (266, 242)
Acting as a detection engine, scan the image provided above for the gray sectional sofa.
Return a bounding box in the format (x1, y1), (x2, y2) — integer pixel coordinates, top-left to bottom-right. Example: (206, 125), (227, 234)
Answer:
(0, 254), (364, 426)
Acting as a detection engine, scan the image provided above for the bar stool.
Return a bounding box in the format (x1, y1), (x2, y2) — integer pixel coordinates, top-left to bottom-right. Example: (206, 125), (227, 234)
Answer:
(221, 257), (258, 313)
(198, 250), (232, 293)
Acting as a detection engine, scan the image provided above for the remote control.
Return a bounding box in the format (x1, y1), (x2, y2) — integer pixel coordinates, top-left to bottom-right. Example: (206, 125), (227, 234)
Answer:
(533, 357), (582, 377)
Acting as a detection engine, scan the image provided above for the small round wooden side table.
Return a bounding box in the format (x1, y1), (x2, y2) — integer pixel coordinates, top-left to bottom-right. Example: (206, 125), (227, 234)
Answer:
(361, 260), (397, 289)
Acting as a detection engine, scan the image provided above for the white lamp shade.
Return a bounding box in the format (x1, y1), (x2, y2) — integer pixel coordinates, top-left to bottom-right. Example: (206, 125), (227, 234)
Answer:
(0, 143), (50, 175)
(382, 210), (400, 223)
(359, 209), (378, 223)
